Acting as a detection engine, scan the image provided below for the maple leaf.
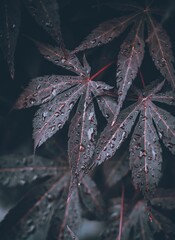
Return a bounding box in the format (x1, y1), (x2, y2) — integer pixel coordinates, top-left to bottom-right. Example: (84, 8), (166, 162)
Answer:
(0, 154), (104, 240)
(72, 2), (175, 123)
(15, 43), (116, 183)
(101, 189), (175, 240)
(146, 14), (175, 89)
(0, 0), (61, 78)
(89, 80), (175, 196)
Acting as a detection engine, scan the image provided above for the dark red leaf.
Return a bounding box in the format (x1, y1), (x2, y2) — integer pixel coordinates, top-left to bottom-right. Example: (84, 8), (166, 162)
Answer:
(68, 91), (97, 179)
(149, 103), (175, 154)
(90, 102), (140, 170)
(0, 154), (66, 187)
(15, 75), (82, 109)
(146, 16), (175, 89)
(33, 84), (84, 148)
(112, 16), (145, 122)
(36, 42), (86, 75)
(73, 15), (136, 53)
(90, 81), (175, 196)
(130, 104), (162, 196)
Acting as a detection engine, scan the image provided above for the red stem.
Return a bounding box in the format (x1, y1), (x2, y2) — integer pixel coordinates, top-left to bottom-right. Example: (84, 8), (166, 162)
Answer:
(89, 61), (114, 81)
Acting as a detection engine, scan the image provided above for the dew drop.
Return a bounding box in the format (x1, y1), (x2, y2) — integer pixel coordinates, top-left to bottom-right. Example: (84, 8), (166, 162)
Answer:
(110, 143), (114, 148)
(52, 88), (57, 96)
(69, 102), (74, 109)
(79, 144), (85, 152)
(144, 165), (149, 174)
(116, 70), (121, 77)
(105, 113), (109, 119)
(81, 165), (86, 170)
(88, 112), (94, 122)
(29, 98), (36, 105)
(32, 175), (38, 181)
(33, 92), (38, 97)
(90, 39), (96, 44)
(19, 179), (26, 185)
(36, 84), (41, 90)
(88, 128), (94, 141)
(42, 111), (48, 121)
(27, 225), (36, 234)
(61, 57), (66, 63)
(51, 126), (55, 131)
(55, 112), (59, 117)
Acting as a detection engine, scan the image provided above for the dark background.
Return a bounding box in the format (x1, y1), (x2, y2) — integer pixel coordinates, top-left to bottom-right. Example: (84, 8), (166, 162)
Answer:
(0, 0), (175, 238)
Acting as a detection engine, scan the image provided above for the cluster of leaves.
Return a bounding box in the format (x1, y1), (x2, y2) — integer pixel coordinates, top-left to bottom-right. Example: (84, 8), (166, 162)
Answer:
(0, 0), (175, 239)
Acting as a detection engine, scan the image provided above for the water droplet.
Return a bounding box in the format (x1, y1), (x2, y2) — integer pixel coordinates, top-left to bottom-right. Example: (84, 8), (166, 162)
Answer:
(105, 113), (109, 119)
(139, 150), (147, 158)
(27, 225), (36, 234)
(55, 112), (59, 117)
(79, 144), (85, 152)
(90, 39), (96, 44)
(88, 112), (94, 122)
(52, 88), (57, 96)
(61, 57), (66, 63)
(81, 165), (86, 170)
(41, 96), (50, 104)
(144, 165), (149, 174)
(36, 84), (41, 90)
(45, 22), (53, 28)
(88, 128), (94, 141)
(29, 98), (36, 105)
(116, 70), (121, 77)
(51, 126), (55, 131)
(32, 175), (38, 181)
(103, 146), (107, 151)
(42, 111), (48, 121)
(47, 194), (53, 201)
(19, 179), (26, 185)
(69, 102), (74, 109)
(110, 143), (114, 148)
(57, 123), (62, 128)
(33, 92), (38, 97)
(97, 41), (102, 46)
